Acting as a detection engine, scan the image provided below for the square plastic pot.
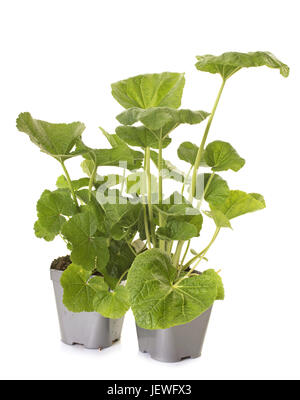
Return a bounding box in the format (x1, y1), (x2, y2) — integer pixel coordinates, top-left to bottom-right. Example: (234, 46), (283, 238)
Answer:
(136, 307), (212, 363)
(51, 269), (124, 350)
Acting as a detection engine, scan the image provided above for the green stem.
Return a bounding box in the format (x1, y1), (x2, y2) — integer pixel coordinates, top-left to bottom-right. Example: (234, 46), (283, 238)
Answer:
(190, 79), (226, 200)
(175, 228), (220, 286)
(121, 167), (126, 194)
(145, 147), (157, 248)
(117, 269), (130, 287)
(59, 160), (79, 209)
(203, 172), (215, 199)
(158, 138), (165, 251)
(198, 172), (215, 209)
(173, 241), (185, 268)
(127, 241), (137, 256)
(180, 240), (191, 267)
(184, 227), (220, 270)
(182, 165), (193, 196)
(88, 161), (97, 201)
(167, 241), (173, 255)
(143, 204), (152, 249)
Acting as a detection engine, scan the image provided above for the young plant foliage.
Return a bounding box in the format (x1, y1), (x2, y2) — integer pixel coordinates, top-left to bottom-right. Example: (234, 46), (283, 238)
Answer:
(127, 249), (223, 329)
(18, 51), (289, 327)
(195, 51), (290, 80)
(111, 72), (185, 109)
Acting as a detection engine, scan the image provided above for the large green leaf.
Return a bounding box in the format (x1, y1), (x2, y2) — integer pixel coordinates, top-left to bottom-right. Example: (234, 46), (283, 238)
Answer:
(104, 240), (135, 289)
(61, 264), (130, 317)
(194, 173), (230, 206)
(204, 141), (245, 172)
(117, 107), (209, 138)
(178, 142), (202, 166)
(127, 249), (221, 329)
(99, 196), (142, 241)
(61, 210), (109, 272)
(16, 112), (86, 160)
(202, 269), (225, 300)
(36, 189), (77, 236)
(111, 72), (185, 109)
(34, 220), (56, 242)
(195, 51), (290, 80)
(91, 278), (130, 319)
(78, 139), (143, 171)
(101, 198), (142, 227)
(157, 220), (199, 241)
(211, 190), (266, 221)
(115, 126), (171, 149)
(61, 264), (96, 312)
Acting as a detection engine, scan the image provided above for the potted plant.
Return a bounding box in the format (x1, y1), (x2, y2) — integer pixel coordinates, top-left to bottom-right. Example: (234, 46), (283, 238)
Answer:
(16, 112), (145, 349)
(110, 52), (289, 362)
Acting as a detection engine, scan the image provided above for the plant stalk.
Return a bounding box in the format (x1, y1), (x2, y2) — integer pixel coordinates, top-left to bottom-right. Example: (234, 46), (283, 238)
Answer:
(182, 165), (193, 196)
(88, 161), (97, 201)
(173, 241), (185, 268)
(145, 147), (157, 248)
(184, 227), (220, 270)
(190, 79), (226, 200)
(143, 204), (152, 250)
(158, 138), (165, 251)
(175, 228), (220, 286)
(60, 160), (79, 209)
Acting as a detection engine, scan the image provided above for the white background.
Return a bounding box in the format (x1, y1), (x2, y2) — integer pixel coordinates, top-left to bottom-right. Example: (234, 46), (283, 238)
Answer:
(0, 0), (299, 380)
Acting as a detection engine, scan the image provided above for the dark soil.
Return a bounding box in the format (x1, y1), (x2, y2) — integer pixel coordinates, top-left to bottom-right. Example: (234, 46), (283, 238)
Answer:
(50, 255), (72, 272)
(50, 255), (103, 276)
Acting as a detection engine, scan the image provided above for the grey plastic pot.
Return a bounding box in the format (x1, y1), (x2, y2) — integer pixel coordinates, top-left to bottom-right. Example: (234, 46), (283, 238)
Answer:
(136, 307), (212, 363)
(51, 269), (124, 350)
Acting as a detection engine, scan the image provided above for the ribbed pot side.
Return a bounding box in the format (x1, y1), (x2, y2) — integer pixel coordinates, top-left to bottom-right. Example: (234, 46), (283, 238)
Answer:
(136, 307), (212, 363)
(51, 269), (124, 350)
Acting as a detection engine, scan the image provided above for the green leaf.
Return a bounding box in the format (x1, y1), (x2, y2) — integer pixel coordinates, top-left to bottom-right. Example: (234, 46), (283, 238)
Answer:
(91, 277), (130, 319)
(116, 126), (171, 149)
(111, 72), (185, 109)
(203, 209), (232, 229)
(195, 173), (230, 206)
(157, 220), (199, 241)
(61, 210), (109, 272)
(155, 194), (204, 239)
(195, 51), (290, 80)
(204, 174), (230, 206)
(99, 126), (126, 148)
(61, 264), (130, 317)
(34, 220), (56, 241)
(127, 249), (219, 329)
(61, 264), (95, 312)
(204, 141), (245, 172)
(56, 175), (90, 191)
(79, 139), (144, 171)
(16, 112), (86, 160)
(202, 269), (225, 300)
(211, 190), (266, 220)
(117, 107), (209, 137)
(36, 189), (77, 236)
(104, 240), (135, 289)
(178, 142), (206, 166)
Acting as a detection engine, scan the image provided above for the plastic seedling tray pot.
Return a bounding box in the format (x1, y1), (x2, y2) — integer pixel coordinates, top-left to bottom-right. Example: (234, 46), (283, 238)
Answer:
(136, 307), (212, 363)
(51, 269), (124, 350)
